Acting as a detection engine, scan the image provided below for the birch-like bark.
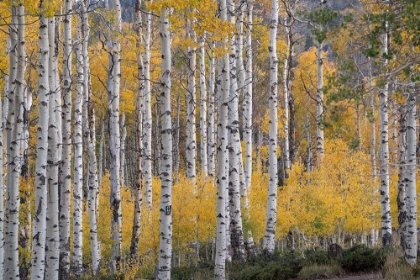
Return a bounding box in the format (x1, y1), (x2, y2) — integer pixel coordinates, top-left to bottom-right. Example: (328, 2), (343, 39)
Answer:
(316, 40), (324, 160)
(143, 0), (153, 208)
(5, 4), (25, 278)
(72, 11), (84, 275)
(31, 14), (50, 280)
(46, 16), (61, 280)
(207, 41), (216, 177)
(215, 0), (229, 278)
(263, 0), (279, 255)
(368, 57), (377, 182)
(282, 16), (291, 171)
(397, 102), (407, 249)
(81, 1), (101, 272)
(108, 0), (123, 272)
(59, 1), (73, 278)
(130, 0), (144, 258)
(0, 78), (4, 280)
(99, 120), (104, 185)
(404, 92), (417, 265)
(243, 0), (253, 192)
(199, 34), (208, 176)
(157, 8), (173, 279)
(379, 19), (392, 246)
(186, 20), (197, 180)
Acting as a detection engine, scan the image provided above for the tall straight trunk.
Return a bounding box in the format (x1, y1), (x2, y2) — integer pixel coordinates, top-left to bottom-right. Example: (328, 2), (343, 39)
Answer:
(143, 0), (153, 208)
(59, 1), (73, 279)
(121, 113), (127, 186)
(186, 20), (197, 180)
(199, 34), (208, 176)
(174, 94), (181, 182)
(31, 14), (50, 280)
(5, 4), (25, 278)
(81, 1), (101, 273)
(207, 41), (216, 177)
(72, 11), (84, 275)
(46, 16), (61, 280)
(215, 0), (229, 278)
(379, 19), (392, 246)
(263, 0), (279, 255)
(397, 102), (407, 249)
(130, 0), (144, 258)
(157, 8), (173, 279)
(99, 120), (105, 185)
(404, 92), (417, 265)
(243, 0), (253, 192)
(0, 78), (4, 280)
(316, 39), (324, 160)
(368, 57), (377, 182)
(282, 16), (291, 171)
(227, 0), (245, 262)
(108, 0), (123, 272)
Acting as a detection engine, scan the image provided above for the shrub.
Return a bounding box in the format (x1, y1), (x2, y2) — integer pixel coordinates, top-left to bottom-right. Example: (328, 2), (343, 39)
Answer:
(304, 248), (330, 265)
(340, 245), (386, 272)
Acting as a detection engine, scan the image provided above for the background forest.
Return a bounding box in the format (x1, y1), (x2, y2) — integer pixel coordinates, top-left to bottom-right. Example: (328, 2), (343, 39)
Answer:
(0, 0), (419, 279)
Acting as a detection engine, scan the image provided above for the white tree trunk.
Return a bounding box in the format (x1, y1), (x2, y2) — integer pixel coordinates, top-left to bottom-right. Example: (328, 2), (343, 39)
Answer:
(397, 103), (407, 248)
(5, 4), (25, 278)
(108, 0), (123, 272)
(243, 0), (253, 193)
(199, 34), (208, 176)
(282, 16), (291, 171)
(46, 16), (61, 280)
(263, 0), (279, 255)
(379, 20), (392, 246)
(73, 11), (84, 275)
(207, 41), (216, 177)
(59, 1), (73, 279)
(0, 77), (5, 280)
(186, 20), (197, 180)
(215, 0), (229, 278)
(31, 13), (50, 280)
(143, 0), (153, 208)
(130, 0), (144, 258)
(404, 92), (417, 265)
(157, 8), (173, 279)
(121, 113), (127, 186)
(316, 40), (324, 160)
(99, 120), (105, 185)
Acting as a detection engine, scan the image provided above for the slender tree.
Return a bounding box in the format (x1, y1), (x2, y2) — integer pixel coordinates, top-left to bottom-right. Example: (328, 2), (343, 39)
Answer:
(31, 12), (50, 280)
(263, 0), (279, 255)
(199, 33), (208, 176)
(207, 41), (216, 177)
(157, 7), (173, 279)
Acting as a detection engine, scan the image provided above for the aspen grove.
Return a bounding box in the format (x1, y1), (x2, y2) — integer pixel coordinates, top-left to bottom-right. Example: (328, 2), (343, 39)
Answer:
(0, 0), (419, 279)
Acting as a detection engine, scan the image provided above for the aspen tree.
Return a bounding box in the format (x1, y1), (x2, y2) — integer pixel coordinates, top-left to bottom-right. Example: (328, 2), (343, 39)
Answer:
(81, 0), (101, 272)
(199, 34), (208, 176)
(130, 0), (144, 258)
(207, 41), (216, 177)
(46, 15), (61, 279)
(99, 120), (105, 185)
(404, 92), (417, 265)
(186, 19), (197, 180)
(143, 0), (153, 208)
(282, 16), (291, 171)
(0, 87), (3, 280)
(59, 0), (73, 278)
(5, 3), (25, 278)
(397, 102), (407, 249)
(263, 0), (279, 255)
(31, 12), (50, 280)
(379, 15), (392, 246)
(73, 8), (84, 275)
(121, 113), (127, 186)
(108, 0), (123, 272)
(316, 39), (324, 159)
(215, 0), (229, 277)
(157, 7), (173, 279)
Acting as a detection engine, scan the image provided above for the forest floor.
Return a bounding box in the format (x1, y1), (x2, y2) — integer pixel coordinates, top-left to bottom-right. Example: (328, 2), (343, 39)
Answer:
(294, 271), (383, 280)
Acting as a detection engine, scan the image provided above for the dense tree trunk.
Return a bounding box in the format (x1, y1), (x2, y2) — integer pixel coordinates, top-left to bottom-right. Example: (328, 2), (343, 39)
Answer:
(263, 0), (279, 255)
(379, 19), (392, 247)
(199, 34), (208, 176)
(46, 16), (61, 280)
(130, 0), (144, 259)
(73, 11), (84, 275)
(186, 20), (197, 180)
(404, 92), (417, 265)
(282, 16), (291, 171)
(143, 0), (153, 208)
(31, 13), (50, 280)
(157, 7), (173, 279)
(5, 4), (25, 278)
(316, 40), (324, 160)
(215, 0), (229, 278)
(59, 1), (73, 279)
(0, 75), (4, 280)
(207, 41), (216, 177)
(397, 102), (407, 249)
(108, 0), (123, 272)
